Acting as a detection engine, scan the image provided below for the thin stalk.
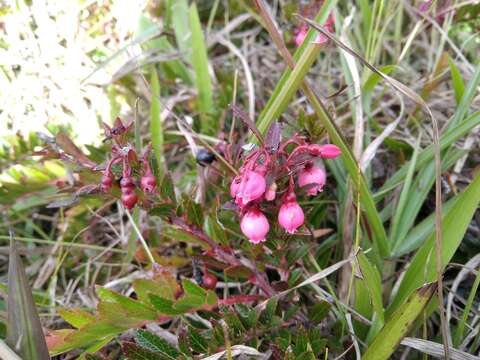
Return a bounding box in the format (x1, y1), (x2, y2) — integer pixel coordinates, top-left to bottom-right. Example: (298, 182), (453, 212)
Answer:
(125, 209), (155, 265)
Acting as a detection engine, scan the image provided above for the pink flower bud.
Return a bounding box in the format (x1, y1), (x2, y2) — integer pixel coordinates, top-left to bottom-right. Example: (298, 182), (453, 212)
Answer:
(240, 208), (270, 244)
(278, 198), (304, 234)
(308, 144), (341, 159)
(236, 170), (266, 206)
(298, 166), (326, 196)
(265, 182), (277, 201)
(319, 144), (341, 158)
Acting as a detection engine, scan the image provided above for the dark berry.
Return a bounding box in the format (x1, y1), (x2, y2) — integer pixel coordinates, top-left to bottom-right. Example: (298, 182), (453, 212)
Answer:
(196, 148), (215, 166)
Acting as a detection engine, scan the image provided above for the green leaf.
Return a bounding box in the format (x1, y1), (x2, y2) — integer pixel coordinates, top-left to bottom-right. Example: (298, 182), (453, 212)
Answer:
(189, 2), (213, 122)
(59, 308), (95, 329)
(149, 204), (176, 217)
(159, 173), (176, 205)
(182, 279), (206, 298)
(389, 173), (480, 314)
(363, 283), (437, 360)
(308, 301), (331, 324)
(187, 327), (208, 353)
(133, 275), (180, 303)
(135, 330), (179, 360)
(148, 295), (183, 316)
(96, 288), (157, 320)
(122, 342), (164, 360)
(6, 232), (50, 360)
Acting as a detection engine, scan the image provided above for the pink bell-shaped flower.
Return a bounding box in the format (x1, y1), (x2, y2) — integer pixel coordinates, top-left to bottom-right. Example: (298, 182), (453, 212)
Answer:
(278, 195), (305, 234)
(298, 166), (326, 196)
(235, 170), (266, 206)
(240, 208), (270, 244)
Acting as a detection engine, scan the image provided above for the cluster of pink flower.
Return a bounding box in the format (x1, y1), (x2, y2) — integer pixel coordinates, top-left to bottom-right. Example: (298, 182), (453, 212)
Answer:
(100, 118), (156, 209)
(295, 12), (335, 47)
(230, 139), (341, 244)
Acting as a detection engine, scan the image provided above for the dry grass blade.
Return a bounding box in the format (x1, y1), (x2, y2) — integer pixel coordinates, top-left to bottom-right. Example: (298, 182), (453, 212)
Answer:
(0, 339), (22, 360)
(401, 337), (477, 360)
(7, 228), (50, 360)
(300, 15), (449, 359)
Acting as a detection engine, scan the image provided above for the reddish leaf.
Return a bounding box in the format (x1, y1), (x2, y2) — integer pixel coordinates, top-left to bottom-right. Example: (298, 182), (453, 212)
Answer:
(55, 131), (96, 168)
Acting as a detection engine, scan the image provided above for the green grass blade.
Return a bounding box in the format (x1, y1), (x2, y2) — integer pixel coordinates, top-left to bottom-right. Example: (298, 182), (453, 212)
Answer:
(363, 282), (437, 360)
(150, 67), (164, 180)
(189, 3), (214, 121)
(390, 148), (465, 252)
(7, 231), (50, 359)
(357, 251), (385, 342)
(453, 266), (480, 347)
(388, 173), (480, 314)
(389, 133), (421, 249)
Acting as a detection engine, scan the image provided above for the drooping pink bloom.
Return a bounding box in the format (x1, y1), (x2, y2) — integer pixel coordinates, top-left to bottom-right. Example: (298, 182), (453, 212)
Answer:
(298, 166), (326, 196)
(278, 196), (305, 234)
(240, 208), (270, 244)
(235, 170), (266, 206)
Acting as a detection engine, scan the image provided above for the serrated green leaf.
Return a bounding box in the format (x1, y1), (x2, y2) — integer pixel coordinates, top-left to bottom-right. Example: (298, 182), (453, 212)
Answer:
(149, 295), (183, 316)
(135, 330), (179, 360)
(122, 342), (164, 360)
(134, 273), (180, 303)
(187, 327), (208, 353)
(308, 301), (331, 324)
(96, 288), (157, 320)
